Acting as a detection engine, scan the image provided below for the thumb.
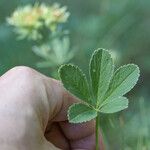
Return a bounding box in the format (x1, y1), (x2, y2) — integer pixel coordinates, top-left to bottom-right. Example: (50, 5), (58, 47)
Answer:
(43, 77), (78, 122)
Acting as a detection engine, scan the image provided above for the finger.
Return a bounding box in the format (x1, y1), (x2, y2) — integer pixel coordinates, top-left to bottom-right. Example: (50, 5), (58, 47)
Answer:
(59, 121), (104, 150)
(70, 133), (104, 150)
(43, 78), (79, 122)
(45, 123), (70, 149)
(70, 133), (95, 149)
(59, 121), (95, 140)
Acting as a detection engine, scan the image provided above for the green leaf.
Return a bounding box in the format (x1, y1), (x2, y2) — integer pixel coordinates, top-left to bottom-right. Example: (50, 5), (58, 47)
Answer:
(104, 64), (140, 102)
(90, 49), (114, 105)
(59, 64), (91, 104)
(68, 103), (97, 123)
(100, 97), (128, 113)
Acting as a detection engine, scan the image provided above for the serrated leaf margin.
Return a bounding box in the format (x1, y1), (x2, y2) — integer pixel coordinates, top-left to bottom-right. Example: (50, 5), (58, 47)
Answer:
(89, 48), (115, 106)
(58, 64), (91, 104)
(68, 103), (97, 123)
(103, 64), (140, 101)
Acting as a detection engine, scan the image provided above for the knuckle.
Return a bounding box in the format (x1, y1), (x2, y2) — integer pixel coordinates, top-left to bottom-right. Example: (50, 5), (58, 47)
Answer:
(10, 66), (34, 76)
(8, 66), (38, 89)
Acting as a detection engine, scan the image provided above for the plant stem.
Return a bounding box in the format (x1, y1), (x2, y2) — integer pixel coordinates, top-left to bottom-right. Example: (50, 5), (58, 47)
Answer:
(96, 114), (100, 150)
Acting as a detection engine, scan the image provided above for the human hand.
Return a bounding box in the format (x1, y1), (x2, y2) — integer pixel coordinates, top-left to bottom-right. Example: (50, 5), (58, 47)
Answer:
(0, 66), (104, 150)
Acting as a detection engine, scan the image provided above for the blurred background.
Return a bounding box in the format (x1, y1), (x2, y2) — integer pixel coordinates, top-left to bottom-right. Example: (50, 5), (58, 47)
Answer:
(0, 0), (150, 149)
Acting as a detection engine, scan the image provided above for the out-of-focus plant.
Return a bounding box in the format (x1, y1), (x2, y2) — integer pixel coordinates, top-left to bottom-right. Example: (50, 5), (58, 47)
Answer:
(123, 98), (150, 150)
(32, 37), (74, 77)
(7, 3), (70, 40)
(7, 3), (74, 78)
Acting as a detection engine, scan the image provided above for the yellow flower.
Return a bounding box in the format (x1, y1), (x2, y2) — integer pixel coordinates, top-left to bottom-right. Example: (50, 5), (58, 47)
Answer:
(42, 3), (70, 31)
(8, 5), (39, 28)
(7, 3), (70, 40)
(51, 3), (70, 23)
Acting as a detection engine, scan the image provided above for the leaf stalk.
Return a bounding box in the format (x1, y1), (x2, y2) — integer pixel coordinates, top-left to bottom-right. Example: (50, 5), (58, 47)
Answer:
(96, 114), (100, 150)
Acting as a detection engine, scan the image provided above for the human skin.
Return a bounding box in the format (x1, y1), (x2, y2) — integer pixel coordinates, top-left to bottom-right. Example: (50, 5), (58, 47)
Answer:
(0, 66), (104, 150)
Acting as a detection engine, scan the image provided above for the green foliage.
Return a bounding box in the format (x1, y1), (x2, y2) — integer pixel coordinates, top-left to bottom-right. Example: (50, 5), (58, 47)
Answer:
(59, 49), (140, 123)
(33, 37), (74, 68)
(103, 64), (140, 103)
(68, 103), (97, 123)
(90, 48), (114, 105)
(59, 64), (91, 104)
(100, 97), (128, 113)
(123, 98), (150, 149)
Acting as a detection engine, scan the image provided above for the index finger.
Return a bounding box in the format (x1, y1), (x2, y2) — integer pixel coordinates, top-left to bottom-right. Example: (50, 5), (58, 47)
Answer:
(59, 121), (104, 150)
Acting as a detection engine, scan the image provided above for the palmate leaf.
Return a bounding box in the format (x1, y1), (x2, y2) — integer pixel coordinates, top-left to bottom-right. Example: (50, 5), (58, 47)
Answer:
(59, 64), (91, 104)
(100, 97), (128, 113)
(58, 49), (140, 123)
(68, 103), (97, 123)
(103, 64), (140, 103)
(90, 49), (114, 105)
